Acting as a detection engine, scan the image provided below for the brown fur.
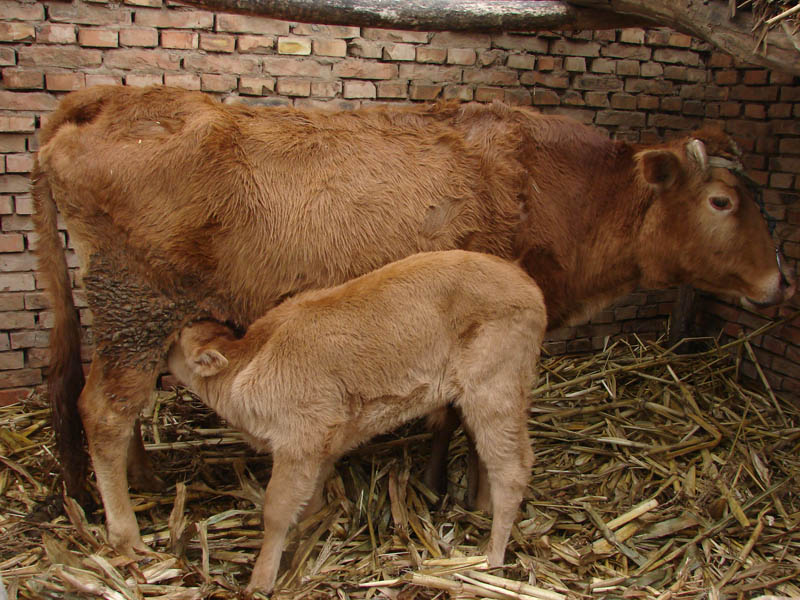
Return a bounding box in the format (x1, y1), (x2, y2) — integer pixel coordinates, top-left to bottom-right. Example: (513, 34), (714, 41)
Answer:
(167, 250), (546, 593)
(33, 86), (793, 548)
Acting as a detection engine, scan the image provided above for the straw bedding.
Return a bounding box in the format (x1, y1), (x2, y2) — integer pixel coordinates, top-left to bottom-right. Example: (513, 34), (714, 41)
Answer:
(1, 317), (799, 600)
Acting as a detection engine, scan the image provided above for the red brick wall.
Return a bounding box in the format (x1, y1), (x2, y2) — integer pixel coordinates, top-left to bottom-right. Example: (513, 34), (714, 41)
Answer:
(1, 0), (798, 401)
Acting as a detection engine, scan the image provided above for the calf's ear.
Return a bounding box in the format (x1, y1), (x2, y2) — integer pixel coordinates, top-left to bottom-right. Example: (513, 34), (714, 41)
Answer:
(189, 348), (229, 377)
(637, 149), (682, 190)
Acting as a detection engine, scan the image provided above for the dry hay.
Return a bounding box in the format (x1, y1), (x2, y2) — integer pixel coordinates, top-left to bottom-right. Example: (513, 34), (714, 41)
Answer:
(2, 320), (800, 600)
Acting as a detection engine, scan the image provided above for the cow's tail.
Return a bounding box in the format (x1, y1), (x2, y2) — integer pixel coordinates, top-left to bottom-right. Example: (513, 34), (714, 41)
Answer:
(31, 163), (88, 504)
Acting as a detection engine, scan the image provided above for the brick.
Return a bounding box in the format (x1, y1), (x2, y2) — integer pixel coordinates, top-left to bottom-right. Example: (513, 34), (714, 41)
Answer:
(596, 110), (646, 127)
(616, 60), (640, 76)
(119, 28), (158, 47)
(564, 56), (586, 72)
(384, 43), (416, 61)
(0, 22), (35, 42)
(648, 113), (700, 130)
(45, 71), (85, 91)
(376, 80), (407, 98)
(335, 59), (398, 80)
(640, 61), (663, 78)
(343, 80), (376, 99)
(583, 91), (609, 107)
(532, 89), (559, 105)
(124, 0), (162, 6)
(108, 45), (180, 74)
(645, 30), (671, 46)
(715, 69), (738, 85)
(261, 57), (330, 78)
(0, 0), (44, 20)
(311, 80), (341, 98)
(768, 103), (792, 119)
(0, 134), (25, 153)
(619, 28), (645, 44)
(1, 310), (34, 328)
(217, 14), (289, 35)
(363, 28), (429, 43)
(602, 43), (651, 61)
(1, 69), (44, 90)
(477, 49), (504, 68)
(409, 82), (442, 100)
(416, 47), (447, 64)
(475, 86), (505, 103)
(661, 96), (682, 112)
(0, 369), (41, 388)
(125, 73), (162, 87)
(492, 33), (547, 53)
(163, 73), (200, 90)
(184, 53), (259, 75)
(0, 388), (29, 406)
(0, 352), (24, 371)
(590, 57), (615, 73)
(447, 48), (476, 66)
(573, 74), (623, 91)
(0, 233), (23, 253)
(730, 85), (778, 102)
(200, 73), (237, 93)
(463, 68), (516, 86)
(0, 48), (15, 67)
(536, 56), (556, 70)
(653, 48), (699, 65)
(561, 90), (584, 106)
(314, 38), (346, 57)
(0, 175), (29, 194)
(683, 100), (705, 116)
(743, 69), (768, 85)
(49, 3), (130, 25)
(668, 33), (692, 48)
(238, 76), (275, 95)
(79, 28), (119, 48)
(292, 24), (359, 38)
(744, 104), (766, 119)
(398, 63), (461, 83)
(550, 39), (600, 57)
(504, 88), (532, 106)
(277, 37), (311, 55)
(160, 30), (198, 49)
(625, 78), (673, 95)
(19, 46), (103, 69)
(0, 196), (12, 214)
(135, 9), (213, 29)
(770, 173), (794, 189)
(277, 77), (311, 96)
(238, 35), (274, 54)
(442, 85), (473, 101)
(506, 54), (535, 70)
(519, 71), (569, 89)
(348, 40), (381, 59)
(200, 33), (236, 53)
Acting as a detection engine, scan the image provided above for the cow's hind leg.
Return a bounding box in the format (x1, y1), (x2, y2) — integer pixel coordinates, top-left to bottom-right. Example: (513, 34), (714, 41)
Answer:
(127, 420), (166, 492)
(247, 453), (322, 594)
(423, 405), (460, 495)
(79, 354), (159, 554)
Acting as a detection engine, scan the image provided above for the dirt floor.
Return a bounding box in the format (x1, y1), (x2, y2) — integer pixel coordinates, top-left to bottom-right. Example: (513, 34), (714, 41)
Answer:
(1, 331), (799, 599)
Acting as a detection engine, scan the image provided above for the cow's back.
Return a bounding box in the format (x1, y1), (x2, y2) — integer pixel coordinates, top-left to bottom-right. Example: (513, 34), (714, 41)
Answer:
(37, 87), (524, 331)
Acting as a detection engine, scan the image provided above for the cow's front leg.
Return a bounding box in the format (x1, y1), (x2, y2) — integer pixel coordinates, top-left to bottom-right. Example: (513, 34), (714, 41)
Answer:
(78, 354), (157, 554)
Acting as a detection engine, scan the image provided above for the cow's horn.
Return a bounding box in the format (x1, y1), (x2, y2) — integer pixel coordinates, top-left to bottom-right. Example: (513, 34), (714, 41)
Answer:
(686, 138), (708, 174)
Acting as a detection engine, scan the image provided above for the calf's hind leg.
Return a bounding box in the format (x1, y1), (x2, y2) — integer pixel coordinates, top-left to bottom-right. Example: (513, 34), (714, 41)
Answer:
(460, 395), (532, 567)
(79, 354), (159, 554)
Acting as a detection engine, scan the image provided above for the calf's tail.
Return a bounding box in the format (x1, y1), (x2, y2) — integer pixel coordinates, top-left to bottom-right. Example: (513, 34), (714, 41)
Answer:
(31, 165), (88, 504)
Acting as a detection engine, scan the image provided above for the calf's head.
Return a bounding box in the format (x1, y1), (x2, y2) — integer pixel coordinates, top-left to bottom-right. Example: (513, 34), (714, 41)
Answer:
(168, 321), (235, 388)
(636, 128), (795, 307)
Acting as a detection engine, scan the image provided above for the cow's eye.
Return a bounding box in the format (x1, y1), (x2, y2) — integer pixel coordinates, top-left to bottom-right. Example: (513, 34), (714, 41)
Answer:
(710, 196), (732, 211)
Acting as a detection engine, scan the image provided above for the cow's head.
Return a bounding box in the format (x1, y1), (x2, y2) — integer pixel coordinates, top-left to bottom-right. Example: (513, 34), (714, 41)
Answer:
(635, 127), (795, 307)
(168, 320), (234, 388)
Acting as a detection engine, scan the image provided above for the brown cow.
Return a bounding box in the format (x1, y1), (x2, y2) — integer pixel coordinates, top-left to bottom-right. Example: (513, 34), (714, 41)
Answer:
(33, 86), (793, 559)
(167, 250), (546, 593)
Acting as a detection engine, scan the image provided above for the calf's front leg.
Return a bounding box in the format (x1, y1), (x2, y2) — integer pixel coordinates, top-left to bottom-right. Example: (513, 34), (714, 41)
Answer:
(247, 454), (321, 594)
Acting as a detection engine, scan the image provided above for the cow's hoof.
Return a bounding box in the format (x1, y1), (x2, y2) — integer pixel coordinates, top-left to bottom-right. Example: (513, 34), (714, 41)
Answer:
(128, 470), (167, 493)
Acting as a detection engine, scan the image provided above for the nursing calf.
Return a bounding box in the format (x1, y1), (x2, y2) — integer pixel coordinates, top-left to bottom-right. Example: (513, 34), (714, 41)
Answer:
(166, 250), (546, 593)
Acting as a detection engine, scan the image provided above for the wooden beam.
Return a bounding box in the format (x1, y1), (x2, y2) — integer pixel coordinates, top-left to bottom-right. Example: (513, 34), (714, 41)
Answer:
(177, 0), (649, 32)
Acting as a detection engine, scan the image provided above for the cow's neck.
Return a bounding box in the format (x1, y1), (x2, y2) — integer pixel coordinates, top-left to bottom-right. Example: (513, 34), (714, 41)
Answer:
(515, 132), (649, 330)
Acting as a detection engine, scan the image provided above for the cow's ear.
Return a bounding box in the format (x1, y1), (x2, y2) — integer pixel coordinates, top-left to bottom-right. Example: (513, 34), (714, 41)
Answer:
(637, 149), (682, 190)
(189, 348), (229, 377)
